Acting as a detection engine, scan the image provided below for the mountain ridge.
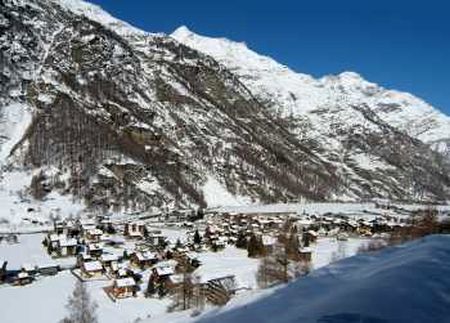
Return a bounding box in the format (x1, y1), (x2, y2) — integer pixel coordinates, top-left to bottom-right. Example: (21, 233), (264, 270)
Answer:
(171, 25), (450, 155)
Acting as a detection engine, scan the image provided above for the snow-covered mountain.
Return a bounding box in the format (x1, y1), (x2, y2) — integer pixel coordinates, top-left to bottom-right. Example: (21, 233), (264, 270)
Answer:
(0, 0), (449, 223)
(172, 26), (450, 157)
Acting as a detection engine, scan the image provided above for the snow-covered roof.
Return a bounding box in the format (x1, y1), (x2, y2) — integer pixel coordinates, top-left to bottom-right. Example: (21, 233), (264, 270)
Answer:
(115, 277), (136, 288)
(83, 261), (103, 272)
(101, 254), (119, 262)
(88, 228), (103, 235)
(17, 272), (29, 279)
(59, 238), (77, 247)
(135, 251), (157, 261)
(155, 265), (174, 277)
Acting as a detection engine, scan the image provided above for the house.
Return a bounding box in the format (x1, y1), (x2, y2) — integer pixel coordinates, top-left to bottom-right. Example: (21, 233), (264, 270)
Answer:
(151, 262), (175, 282)
(87, 243), (103, 258)
(298, 247), (312, 262)
(100, 254), (119, 272)
(78, 219), (97, 235)
(77, 253), (92, 267)
(130, 251), (158, 269)
(124, 222), (147, 239)
(148, 262), (177, 294)
(14, 271), (33, 286)
(110, 277), (137, 299)
(45, 233), (62, 250)
(304, 230), (318, 243)
(81, 261), (103, 278)
(57, 238), (78, 257)
(86, 228), (103, 242)
(146, 234), (166, 247)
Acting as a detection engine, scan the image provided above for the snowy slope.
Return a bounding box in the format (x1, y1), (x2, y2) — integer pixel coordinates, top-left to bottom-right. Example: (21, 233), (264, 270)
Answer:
(155, 235), (450, 323)
(171, 26), (450, 156)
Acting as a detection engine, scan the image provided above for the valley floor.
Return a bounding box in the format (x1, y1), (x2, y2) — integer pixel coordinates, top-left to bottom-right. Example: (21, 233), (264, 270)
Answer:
(0, 231), (366, 323)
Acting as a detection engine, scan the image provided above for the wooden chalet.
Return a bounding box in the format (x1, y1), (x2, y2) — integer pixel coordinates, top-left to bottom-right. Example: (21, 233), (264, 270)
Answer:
(298, 247), (313, 262)
(81, 260), (103, 278)
(87, 243), (103, 258)
(86, 228), (103, 242)
(124, 221), (147, 239)
(130, 251), (158, 269)
(100, 253), (119, 272)
(57, 238), (78, 257)
(110, 277), (137, 299)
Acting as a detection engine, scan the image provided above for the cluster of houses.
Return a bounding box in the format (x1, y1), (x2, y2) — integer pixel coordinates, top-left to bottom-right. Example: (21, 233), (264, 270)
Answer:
(0, 206), (411, 307)
(194, 210), (406, 259)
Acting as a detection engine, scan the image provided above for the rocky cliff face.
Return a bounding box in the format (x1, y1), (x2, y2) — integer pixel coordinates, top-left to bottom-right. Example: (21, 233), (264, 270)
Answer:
(0, 0), (449, 217)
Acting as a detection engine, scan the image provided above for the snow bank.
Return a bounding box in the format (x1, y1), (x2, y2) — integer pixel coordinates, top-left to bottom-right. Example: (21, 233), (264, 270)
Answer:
(196, 235), (450, 323)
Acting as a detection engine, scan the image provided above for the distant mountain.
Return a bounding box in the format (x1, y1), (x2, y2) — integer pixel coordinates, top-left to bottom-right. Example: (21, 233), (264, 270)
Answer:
(0, 0), (449, 220)
(172, 26), (450, 157)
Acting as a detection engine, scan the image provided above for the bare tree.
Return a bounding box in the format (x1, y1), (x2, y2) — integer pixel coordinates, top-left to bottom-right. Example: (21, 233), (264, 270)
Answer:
(60, 281), (98, 323)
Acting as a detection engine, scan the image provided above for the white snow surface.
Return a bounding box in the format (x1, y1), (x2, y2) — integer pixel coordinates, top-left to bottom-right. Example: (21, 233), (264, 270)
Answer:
(203, 176), (252, 208)
(154, 235), (450, 323)
(53, 0), (156, 37)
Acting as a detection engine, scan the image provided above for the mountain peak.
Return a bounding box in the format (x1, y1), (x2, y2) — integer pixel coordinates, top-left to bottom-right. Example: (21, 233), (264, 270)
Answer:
(172, 25), (195, 38)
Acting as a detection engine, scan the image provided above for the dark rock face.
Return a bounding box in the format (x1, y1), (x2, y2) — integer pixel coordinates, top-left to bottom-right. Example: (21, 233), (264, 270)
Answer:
(0, 0), (449, 213)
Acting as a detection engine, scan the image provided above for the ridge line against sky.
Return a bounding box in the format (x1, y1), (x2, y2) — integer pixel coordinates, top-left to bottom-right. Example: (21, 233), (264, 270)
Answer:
(87, 0), (450, 115)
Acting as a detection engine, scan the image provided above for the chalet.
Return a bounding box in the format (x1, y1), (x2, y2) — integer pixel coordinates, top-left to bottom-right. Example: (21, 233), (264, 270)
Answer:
(86, 228), (103, 242)
(124, 221), (147, 239)
(298, 247), (312, 262)
(110, 277), (138, 299)
(304, 230), (318, 243)
(146, 234), (166, 247)
(45, 233), (62, 249)
(87, 243), (103, 258)
(57, 238), (78, 257)
(152, 262), (175, 281)
(77, 253), (92, 267)
(37, 263), (59, 276)
(81, 261), (103, 278)
(130, 251), (158, 269)
(201, 275), (236, 305)
(78, 218), (97, 235)
(100, 254), (119, 272)
(14, 271), (33, 286)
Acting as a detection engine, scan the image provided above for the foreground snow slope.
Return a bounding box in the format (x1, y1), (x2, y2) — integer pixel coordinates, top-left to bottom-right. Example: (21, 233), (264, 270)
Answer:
(193, 235), (450, 323)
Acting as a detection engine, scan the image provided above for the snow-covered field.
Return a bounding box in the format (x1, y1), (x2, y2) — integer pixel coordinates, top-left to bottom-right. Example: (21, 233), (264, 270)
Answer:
(213, 202), (450, 220)
(0, 233), (75, 269)
(155, 235), (450, 323)
(0, 230), (367, 323)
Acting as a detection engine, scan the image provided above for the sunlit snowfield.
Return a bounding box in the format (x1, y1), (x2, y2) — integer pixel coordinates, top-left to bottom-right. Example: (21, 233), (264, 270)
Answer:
(0, 227), (369, 323)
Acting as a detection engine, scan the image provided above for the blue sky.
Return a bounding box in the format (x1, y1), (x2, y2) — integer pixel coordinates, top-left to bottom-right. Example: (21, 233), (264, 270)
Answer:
(89, 0), (450, 115)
